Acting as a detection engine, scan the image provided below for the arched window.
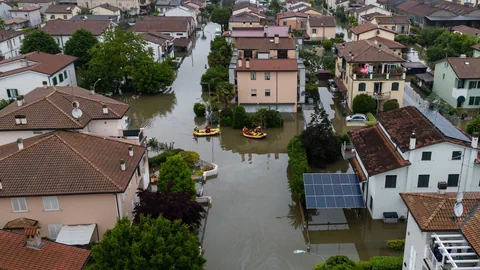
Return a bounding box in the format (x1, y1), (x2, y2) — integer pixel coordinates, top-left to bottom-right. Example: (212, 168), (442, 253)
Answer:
(358, 83), (366, 92)
(392, 82), (399, 91)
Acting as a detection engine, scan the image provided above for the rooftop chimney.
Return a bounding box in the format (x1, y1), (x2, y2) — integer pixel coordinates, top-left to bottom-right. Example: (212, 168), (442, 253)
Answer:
(24, 226), (43, 249)
(102, 104), (108, 114)
(0, 180), (2, 190)
(120, 158), (126, 171)
(274, 34), (279, 44)
(16, 95), (24, 107)
(17, 138), (23, 150)
(128, 145), (134, 157)
(472, 132), (479, 149)
(437, 181), (447, 195)
(238, 59), (242, 67)
(409, 132), (416, 150)
(42, 81), (48, 89)
(246, 58), (250, 69)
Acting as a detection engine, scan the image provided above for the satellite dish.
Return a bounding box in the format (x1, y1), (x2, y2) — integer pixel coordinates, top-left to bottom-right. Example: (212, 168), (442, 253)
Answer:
(71, 101), (83, 119)
(454, 202), (464, 217)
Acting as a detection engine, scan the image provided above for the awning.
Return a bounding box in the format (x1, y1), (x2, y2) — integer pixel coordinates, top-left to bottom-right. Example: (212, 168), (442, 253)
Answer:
(457, 96), (466, 103)
(56, 224), (96, 245)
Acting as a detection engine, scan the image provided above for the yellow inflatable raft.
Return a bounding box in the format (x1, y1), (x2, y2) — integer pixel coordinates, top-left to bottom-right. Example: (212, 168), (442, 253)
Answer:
(193, 128), (220, 136)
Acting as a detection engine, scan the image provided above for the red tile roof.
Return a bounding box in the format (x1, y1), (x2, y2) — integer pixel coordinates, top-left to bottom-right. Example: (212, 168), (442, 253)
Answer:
(336, 40), (404, 63)
(42, 19), (111, 36)
(0, 51), (76, 77)
(350, 22), (396, 35)
(0, 86), (129, 131)
(334, 77), (347, 93)
(0, 230), (91, 270)
(0, 130), (146, 197)
(10, 5), (40, 11)
(367, 36), (406, 49)
(235, 59), (298, 71)
(141, 31), (174, 45)
(348, 125), (410, 176)
(374, 15), (410, 25)
(95, 3), (121, 12)
(3, 217), (38, 229)
(0, 29), (23, 42)
(4, 18), (28, 25)
(378, 106), (471, 152)
(24, 226), (38, 236)
(237, 37), (296, 50)
(277, 11), (308, 19)
(453, 25), (480, 37)
(308, 15), (336, 27)
(231, 26), (289, 38)
(45, 4), (77, 14)
(132, 16), (192, 33)
(462, 206), (480, 255)
(445, 57), (480, 79)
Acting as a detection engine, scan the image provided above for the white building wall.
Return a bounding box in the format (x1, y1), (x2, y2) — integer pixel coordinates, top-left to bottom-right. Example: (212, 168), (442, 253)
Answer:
(402, 213), (428, 270)
(0, 3), (12, 20)
(10, 10), (42, 27)
(50, 64), (77, 87)
(0, 130), (54, 146)
(18, 2), (53, 14)
(368, 167), (408, 219)
(164, 7), (197, 27)
(54, 35), (104, 51)
(0, 71), (50, 100)
(0, 34), (23, 59)
(85, 118), (126, 137)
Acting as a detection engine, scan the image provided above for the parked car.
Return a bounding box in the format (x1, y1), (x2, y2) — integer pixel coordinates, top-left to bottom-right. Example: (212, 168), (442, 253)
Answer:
(346, 113), (367, 122)
(215, 28), (222, 36)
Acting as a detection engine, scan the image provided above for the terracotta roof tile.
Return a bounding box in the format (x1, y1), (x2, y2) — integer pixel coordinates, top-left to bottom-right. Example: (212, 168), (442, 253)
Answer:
(0, 30), (23, 42)
(3, 218), (38, 229)
(0, 86), (129, 131)
(231, 26), (289, 38)
(374, 15), (410, 24)
(229, 13), (261, 22)
(336, 40), (404, 63)
(140, 32), (174, 45)
(367, 36), (406, 49)
(95, 3), (121, 12)
(361, 12), (384, 21)
(24, 226), (38, 236)
(0, 130), (145, 197)
(237, 37), (296, 50)
(334, 77), (347, 93)
(351, 4), (377, 14)
(308, 15), (335, 27)
(4, 18), (28, 25)
(235, 59), (298, 71)
(350, 22), (395, 35)
(0, 51), (76, 77)
(10, 5), (40, 11)
(378, 106), (471, 152)
(453, 25), (480, 37)
(277, 11), (308, 19)
(45, 4), (76, 14)
(445, 57), (480, 79)
(42, 19), (111, 36)
(348, 125), (410, 176)
(0, 230), (90, 270)
(132, 16), (192, 33)
(462, 206), (480, 255)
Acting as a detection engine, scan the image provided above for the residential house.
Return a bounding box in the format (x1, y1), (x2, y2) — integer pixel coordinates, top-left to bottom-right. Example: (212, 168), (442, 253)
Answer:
(71, 14), (119, 22)
(277, 12), (308, 31)
(229, 35), (306, 112)
(141, 32), (175, 62)
(45, 4), (81, 21)
(3, 18), (28, 30)
(401, 192), (480, 270)
(0, 1), (12, 20)
(155, 0), (181, 14)
(360, 12), (384, 24)
(0, 30), (24, 59)
(326, 0), (349, 11)
(0, 86), (133, 145)
(9, 5), (42, 28)
(184, 0), (205, 9)
(17, 0), (55, 15)
(452, 25), (480, 38)
(132, 16), (196, 38)
(0, 229), (91, 269)
(348, 106), (480, 219)
(432, 56), (480, 109)
(286, 0), (311, 10)
(367, 36), (406, 55)
(473, 44), (480, 58)
(229, 13), (262, 30)
(349, 22), (396, 41)
(370, 15), (410, 34)
(232, 2), (265, 19)
(90, 3), (121, 21)
(334, 40), (405, 109)
(395, 0), (480, 28)
(164, 6), (198, 28)
(42, 19), (113, 51)
(78, 0), (139, 14)
(290, 5), (322, 15)
(351, 4), (391, 24)
(0, 130), (149, 239)
(306, 15), (336, 40)
(0, 52), (77, 100)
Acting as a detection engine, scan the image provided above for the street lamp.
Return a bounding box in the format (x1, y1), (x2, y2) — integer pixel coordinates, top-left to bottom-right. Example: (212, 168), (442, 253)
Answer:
(92, 78), (101, 95)
(293, 250), (328, 269)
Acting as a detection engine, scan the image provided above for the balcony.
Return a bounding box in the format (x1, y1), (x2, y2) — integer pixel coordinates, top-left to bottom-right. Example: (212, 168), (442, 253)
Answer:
(366, 91), (391, 100)
(352, 72), (405, 81)
(425, 246), (445, 270)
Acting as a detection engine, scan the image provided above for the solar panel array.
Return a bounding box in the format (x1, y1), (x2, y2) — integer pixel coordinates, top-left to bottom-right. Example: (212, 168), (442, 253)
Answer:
(420, 108), (470, 142)
(304, 173), (365, 209)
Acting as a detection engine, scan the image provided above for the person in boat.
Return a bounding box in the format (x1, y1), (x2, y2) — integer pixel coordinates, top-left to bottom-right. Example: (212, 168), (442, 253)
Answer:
(242, 126), (248, 133)
(205, 125), (211, 133)
(194, 126), (199, 133)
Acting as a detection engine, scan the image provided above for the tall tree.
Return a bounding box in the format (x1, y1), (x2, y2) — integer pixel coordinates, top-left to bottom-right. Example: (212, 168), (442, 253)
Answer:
(158, 155), (196, 196)
(211, 8), (230, 32)
(200, 66), (229, 92)
(133, 189), (205, 228)
(20, 31), (61, 54)
(208, 36), (232, 67)
(64, 29), (98, 68)
(217, 82), (235, 107)
(269, 0), (281, 15)
(89, 216), (206, 270)
(131, 55), (175, 93)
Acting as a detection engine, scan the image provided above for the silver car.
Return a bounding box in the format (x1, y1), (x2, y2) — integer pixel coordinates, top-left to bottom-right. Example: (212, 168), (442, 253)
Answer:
(346, 113), (367, 122)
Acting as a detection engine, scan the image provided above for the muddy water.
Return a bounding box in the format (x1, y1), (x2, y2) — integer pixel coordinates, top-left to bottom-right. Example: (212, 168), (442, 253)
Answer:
(117, 22), (406, 269)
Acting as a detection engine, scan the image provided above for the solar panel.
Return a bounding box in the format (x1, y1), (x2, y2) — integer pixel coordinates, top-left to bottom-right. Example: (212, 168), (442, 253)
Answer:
(419, 108), (470, 142)
(304, 173), (366, 209)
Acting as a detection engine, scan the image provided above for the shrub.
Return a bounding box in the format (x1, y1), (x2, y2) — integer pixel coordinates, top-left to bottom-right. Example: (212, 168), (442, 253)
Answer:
(467, 115), (480, 135)
(352, 94), (376, 114)
(383, 100), (400, 112)
(365, 113), (378, 126)
(220, 107), (233, 118)
(177, 151), (200, 168)
(369, 256), (403, 270)
(315, 255), (357, 269)
(356, 261), (372, 270)
(158, 155), (195, 196)
(149, 149), (184, 169)
(220, 116), (232, 126)
(387, 239), (405, 251)
(232, 105), (248, 129)
(193, 102), (206, 117)
(340, 134), (350, 144)
(0, 99), (12, 110)
(287, 136), (310, 200)
(322, 39), (333, 51)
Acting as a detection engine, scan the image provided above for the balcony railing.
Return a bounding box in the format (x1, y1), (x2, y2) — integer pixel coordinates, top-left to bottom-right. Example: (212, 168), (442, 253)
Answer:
(425, 246), (444, 270)
(367, 91), (391, 100)
(351, 72), (405, 81)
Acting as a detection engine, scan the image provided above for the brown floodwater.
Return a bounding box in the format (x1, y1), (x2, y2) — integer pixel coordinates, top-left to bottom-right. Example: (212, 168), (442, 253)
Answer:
(115, 23), (406, 269)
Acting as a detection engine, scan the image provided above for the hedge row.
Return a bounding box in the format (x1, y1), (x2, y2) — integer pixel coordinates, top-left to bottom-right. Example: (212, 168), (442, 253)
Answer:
(314, 256), (402, 270)
(149, 149), (184, 169)
(287, 136), (310, 200)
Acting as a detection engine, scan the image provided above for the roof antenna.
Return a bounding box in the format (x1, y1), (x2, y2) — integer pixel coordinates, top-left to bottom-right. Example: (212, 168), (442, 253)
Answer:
(453, 148), (466, 220)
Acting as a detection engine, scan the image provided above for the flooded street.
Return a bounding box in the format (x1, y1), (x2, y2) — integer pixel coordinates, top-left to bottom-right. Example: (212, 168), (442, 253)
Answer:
(116, 22), (406, 269)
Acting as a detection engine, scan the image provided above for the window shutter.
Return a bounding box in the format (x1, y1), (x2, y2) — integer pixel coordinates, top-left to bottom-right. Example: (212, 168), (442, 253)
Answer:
(6, 89), (11, 98)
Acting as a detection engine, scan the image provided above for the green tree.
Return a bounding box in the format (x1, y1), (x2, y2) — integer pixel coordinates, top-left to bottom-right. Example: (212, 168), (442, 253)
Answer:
(211, 7), (230, 32)
(322, 39), (333, 51)
(0, 99), (11, 110)
(131, 55), (175, 93)
(89, 216), (205, 270)
(200, 66), (228, 92)
(352, 94), (377, 114)
(314, 255), (357, 270)
(217, 82), (235, 107)
(64, 29), (98, 68)
(395, 34), (413, 45)
(426, 31), (479, 62)
(269, 0), (281, 15)
(0, 18), (5, 30)
(193, 102), (206, 117)
(158, 155), (195, 196)
(467, 116), (480, 135)
(208, 37), (232, 68)
(383, 99), (399, 112)
(178, 151), (200, 168)
(20, 31), (61, 54)
(232, 105), (248, 129)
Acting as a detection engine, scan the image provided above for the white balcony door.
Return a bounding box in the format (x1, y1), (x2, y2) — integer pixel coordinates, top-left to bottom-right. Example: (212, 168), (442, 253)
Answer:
(409, 245), (417, 270)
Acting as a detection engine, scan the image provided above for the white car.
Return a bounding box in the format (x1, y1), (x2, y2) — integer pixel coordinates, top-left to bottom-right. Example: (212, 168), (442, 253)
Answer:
(346, 113), (367, 122)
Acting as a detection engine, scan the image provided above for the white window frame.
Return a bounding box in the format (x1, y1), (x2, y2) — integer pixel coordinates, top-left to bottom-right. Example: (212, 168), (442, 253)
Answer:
(11, 197), (28, 212)
(42, 196), (60, 211)
(48, 224), (63, 239)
